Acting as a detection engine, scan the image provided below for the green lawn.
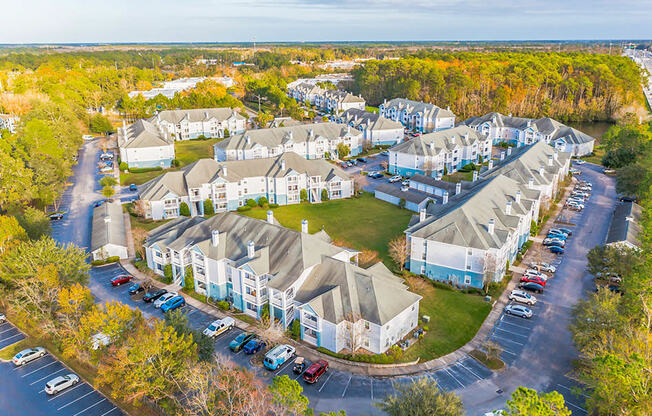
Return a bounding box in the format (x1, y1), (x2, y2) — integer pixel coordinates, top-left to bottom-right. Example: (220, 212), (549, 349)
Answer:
(580, 143), (605, 166)
(441, 171), (473, 183)
(402, 276), (492, 361)
(175, 138), (222, 167)
(123, 203), (172, 231)
(239, 193), (412, 265)
(120, 169), (170, 186)
(365, 105), (379, 114)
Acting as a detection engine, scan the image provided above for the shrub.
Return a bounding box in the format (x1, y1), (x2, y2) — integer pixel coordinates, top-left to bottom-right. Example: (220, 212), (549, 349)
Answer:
(423, 325), (429, 332)
(133, 259), (149, 272)
(163, 264), (173, 283)
(257, 196), (268, 207)
(269, 203), (279, 208)
(179, 202), (191, 216)
(398, 198), (406, 209)
(290, 320), (301, 340)
(119, 162), (128, 171)
(90, 256), (120, 266)
(99, 176), (118, 187)
(217, 300), (230, 311)
(183, 266), (194, 291)
(127, 166), (163, 173)
(203, 199), (215, 216)
(321, 189), (329, 201)
(237, 206), (251, 212)
(246, 199), (257, 208)
(299, 189), (308, 202)
(223, 128), (230, 138)
(171, 159), (180, 167)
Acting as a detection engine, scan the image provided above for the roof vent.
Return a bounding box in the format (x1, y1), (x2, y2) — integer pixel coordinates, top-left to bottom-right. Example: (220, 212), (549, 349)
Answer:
(247, 241), (255, 259)
(442, 191), (449, 205)
(281, 159), (286, 171)
(419, 208), (427, 222)
(104, 216), (111, 224)
(488, 219), (495, 235)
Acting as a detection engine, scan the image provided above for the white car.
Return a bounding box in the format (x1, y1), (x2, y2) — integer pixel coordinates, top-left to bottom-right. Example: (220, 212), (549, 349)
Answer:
(505, 304), (533, 319)
(509, 289), (537, 305)
(535, 262), (556, 273)
(575, 160), (586, 165)
(154, 292), (178, 308)
(203, 317), (235, 338)
(525, 269), (549, 280)
(0, 313), (5, 323)
(401, 180), (410, 186)
(401, 185), (409, 192)
(45, 374), (79, 395)
(388, 175), (402, 183)
(99, 166), (113, 173)
(12, 347), (46, 366)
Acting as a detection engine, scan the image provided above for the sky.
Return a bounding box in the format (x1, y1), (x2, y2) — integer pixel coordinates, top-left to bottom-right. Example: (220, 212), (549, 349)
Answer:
(2, 0), (651, 43)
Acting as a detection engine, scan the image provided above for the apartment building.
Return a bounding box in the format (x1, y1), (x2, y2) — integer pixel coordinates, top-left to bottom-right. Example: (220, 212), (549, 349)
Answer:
(138, 153), (353, 220)
(0, 114), (19, 133)
(379, 98), (455, 133)
(117, 119), (175, 168)
(148, 108), (246, 140)
(336, 108), (404, 146)
(287, 83), (365, 113)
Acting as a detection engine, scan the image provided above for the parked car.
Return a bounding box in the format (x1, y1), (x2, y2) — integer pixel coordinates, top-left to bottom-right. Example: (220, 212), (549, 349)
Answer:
(110, 275), (132, 286)
(567, 204), (583, 211)
(530, 262), (556, 273)
(525, 269), (550, 280)
(154, 292), (178, 308)
(0, 313), (5, 323)
(389, 175), (402, 183)
(547, 233), (567, 241)
(243, 338), (267, 354)
(543, 239), (564, 247)
(349, 159), (358, 165)
(229, 332), (256, 352)
(401, 180), (410, 186)
(603, 168), (616, 174)
(519, 282), (544, 293)
(549, 246), (565, 254)
(339, 163), (348, 169)
(203, 317), (235, 338)
(508, 289), (537, 305)
(99, 166), (113, 173)
(99, 152), (114, 160)
(370, 172), (384, 179)
(143, 288), (168, 303)
(357, 157), (367, 163)
(303, 360), (329, 384)
(45, 374), (79, 395)
(160, 295), (185, 313)
(620, 196), (637, 202)
(345, 161), (353, 167)
(569, 168), (581, 175)
(263, 344), (295, 370)
(401, 185), (409, 192)
(93, 200), (106, 208)
(128, 283), (145, 295)
(505, 304), (533, 319)
(12, 347), (46, 366)
(574, 159), (586, 165)
(49, 212), (64, 221)
(557, 228), (573, 236)
(520, 275), (547, 286)
(129, 184), (138, 192)
(380, 151), (389, 156)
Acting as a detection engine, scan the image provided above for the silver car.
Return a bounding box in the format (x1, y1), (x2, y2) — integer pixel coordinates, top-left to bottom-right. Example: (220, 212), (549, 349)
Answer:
(154, 292), (178, 308)
(508, 289), (537, 305)
(505, 304), (533, 318)
(0, 313), (5, 323)
(12, 347), (46, 366)
(45, 374), (80, 395)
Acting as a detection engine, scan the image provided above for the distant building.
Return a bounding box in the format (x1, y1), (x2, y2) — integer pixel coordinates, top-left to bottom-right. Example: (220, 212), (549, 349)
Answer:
(138, 153), (353, 220)
(0, 114), (19, 133)
(336, 109), (404, 146)
(128, 76), (233, 99)
(213, 123), (364, 161)
(379, 98), (455, 133)
(287, 83), (365, 113)
(91, 202), (128, 261)
(148, 108), (246, 140)
(606, 201), (642, 249)
(117, 120), (175, 168)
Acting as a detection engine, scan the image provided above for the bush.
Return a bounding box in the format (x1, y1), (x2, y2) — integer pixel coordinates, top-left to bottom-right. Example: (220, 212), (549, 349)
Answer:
(183, 266), (194, 291)
(300, 189), (308, 202)
(223, 128), (230, 138)
(316, 347), (396, 364)
(172, 159), (180, 167)
(90, 256), (120, 266)
(269, 203), (279, 208)
(257, 196), (268, 207)
(246, 199), (257, 208)
(133, 259), (149, 272)
(179, 202), (191, 217)
(398, 198), (406, 209)
(290, 320), (301, 340)
(163, 264), (173, 284)
(119, 162), (128, 171)
(422, 325), (429, 332)
(127, 166), (162, 174)
(203, 199), (215, 216)
(217, 300), (230, 311)
(321, 189), (329, 201)
(237, 206), (251, 212)
(100, 176), (118, 187)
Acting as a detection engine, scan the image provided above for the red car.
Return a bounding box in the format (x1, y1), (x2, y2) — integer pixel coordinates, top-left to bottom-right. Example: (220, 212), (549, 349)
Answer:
(520, 275), (546, 286)
(111, 275), (133, 286)
(303, 360), (329, 384)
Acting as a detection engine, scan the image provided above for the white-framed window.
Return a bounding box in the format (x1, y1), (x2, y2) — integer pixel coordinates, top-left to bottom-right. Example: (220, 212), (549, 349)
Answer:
(464, 275), (471, 285)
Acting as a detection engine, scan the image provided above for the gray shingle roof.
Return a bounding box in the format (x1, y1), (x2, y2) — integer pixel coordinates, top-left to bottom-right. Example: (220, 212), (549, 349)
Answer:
(375, 183), (431, 205)
(91, 202), (127, 252)
(148, 108), (245, 124)
(340, 109), (404, 131)
(383, 98), (455, 119)
(118, 119), (173, 149)
(606, 202), (642, 246)
(390, 125), (486, 157)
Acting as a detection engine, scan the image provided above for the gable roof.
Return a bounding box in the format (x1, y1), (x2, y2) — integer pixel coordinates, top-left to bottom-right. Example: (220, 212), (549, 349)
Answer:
(390, 125), (486, 157)
(148, 108), (245, 125)
(382, 98), (455, 119)
(118, 119), (174, 149)
(340, 109), (404, 131)
(91, 201), (127, 252)
(606, 202), (642, 247)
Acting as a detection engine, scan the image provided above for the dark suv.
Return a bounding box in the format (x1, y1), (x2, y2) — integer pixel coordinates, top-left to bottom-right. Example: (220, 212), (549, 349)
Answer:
(303, 360), (329, 384)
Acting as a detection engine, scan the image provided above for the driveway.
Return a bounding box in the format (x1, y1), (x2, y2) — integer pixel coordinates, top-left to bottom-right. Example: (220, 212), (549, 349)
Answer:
(52, 139), (617, 415)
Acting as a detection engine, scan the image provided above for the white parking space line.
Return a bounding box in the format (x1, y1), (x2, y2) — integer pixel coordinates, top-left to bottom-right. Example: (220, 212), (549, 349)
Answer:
(276, 358), (294, 374)
(565, 400), (588, 413)
(14, 355), (49, 370)
(318, 372), (333, 392)
(499, 319), (535, 330)
(72, 397), (106, 416)
(22, 360), (58, 378)
(456, 362), (482, 380)
(498, 347), (517, 356)
(30, 368), (66, 385)
(0, 327), (18, 335)
(2, 333), (24, 343)
(0, 322), (10, 329)
(99, 406), (118, 416)
(341, 375), (352, 398)
(494, 327), (530, 339)
(445, 368), (465, 388)
(490, 334), (525, 346)
(370, 379), (373, 400)
(557, 383), (590, 399)
(185, 309), (197, 317)
(48, 382), (86, 401)
(57, 390), (96, 411)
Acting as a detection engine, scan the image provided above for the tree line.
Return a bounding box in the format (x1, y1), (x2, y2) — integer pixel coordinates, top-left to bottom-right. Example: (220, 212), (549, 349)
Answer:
(351, 51), (646, 122)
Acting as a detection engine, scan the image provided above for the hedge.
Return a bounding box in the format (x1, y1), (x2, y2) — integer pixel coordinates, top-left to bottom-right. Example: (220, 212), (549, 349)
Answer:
(91, 256), (120, 266)
(237, 206), (251, 212)
(126, 166), (163, 174)
(316, 347), (396, 364)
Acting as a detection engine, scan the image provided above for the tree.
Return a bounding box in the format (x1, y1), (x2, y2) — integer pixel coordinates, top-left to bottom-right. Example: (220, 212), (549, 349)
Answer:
(179, 201), (191, 216)
(398, 198), (406, 209)
(258, 196), (268, 207)
(321, 188), (329, 201)
(16, 206), (50, 239)
(163, 264), (173, 283)
(89, 113), (114, 134)
(358, 249), (380, 268)
(376, 378), (464, 416)
(339, 313), (370, 353)
(0, 215), (27, 255)
(132, 199), (147, 218)
(353, 174), (369, 195)
(506, 387), (571, 416)
(616, 164), (644, 196)
(389, 235), (409, 271)
(299, 189), (308, 202)
(337, 143), (350, 159)
(482, 340), (503, 361)
(203, 199), (215, 216)
(268, 375), (310, 415)
(99, 176), (117, 187)
(164, 308), (213, 362)
(101, 185), (115, 199)
(255, 111), (274, 128)
(131, 227), (148, 260)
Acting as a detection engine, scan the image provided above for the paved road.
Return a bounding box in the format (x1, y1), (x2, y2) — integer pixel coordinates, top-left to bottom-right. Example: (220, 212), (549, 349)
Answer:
(51, 140), (617, 415)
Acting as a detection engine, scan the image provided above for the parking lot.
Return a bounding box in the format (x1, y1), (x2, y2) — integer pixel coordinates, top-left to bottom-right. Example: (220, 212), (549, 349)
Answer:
(0, 321), (26, 350)
(0, 348), (123, 416)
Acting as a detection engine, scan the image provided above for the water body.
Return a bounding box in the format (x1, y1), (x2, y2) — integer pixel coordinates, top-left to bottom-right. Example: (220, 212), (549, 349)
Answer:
(566, 120), (613, 140)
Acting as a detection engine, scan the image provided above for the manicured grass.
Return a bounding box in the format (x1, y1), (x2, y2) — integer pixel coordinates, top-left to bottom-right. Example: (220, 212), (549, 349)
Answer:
(175, 138), (223, 167)
(0, 337), (31, 360)
(238, 193), (412, 265)
(123, 203), (172, 231)
(120, 168), (171, 186)
(365, 105), (379, 114)
(580, 143), (605, 166)
(442, 171), (473, 183)
(469, 349), (505, 370)
(402, 276), (492, 361)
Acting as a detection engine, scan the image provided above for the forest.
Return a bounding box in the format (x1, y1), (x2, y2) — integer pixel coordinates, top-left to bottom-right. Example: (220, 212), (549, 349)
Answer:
(351, 52), (647, 122)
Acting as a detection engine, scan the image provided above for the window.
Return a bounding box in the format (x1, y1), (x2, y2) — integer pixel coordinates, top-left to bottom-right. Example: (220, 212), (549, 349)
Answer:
(365, 321), (370, 330)
(466, 265), (471, 270)
(467, 249), (472, 256)
(464, 275), (471, 285)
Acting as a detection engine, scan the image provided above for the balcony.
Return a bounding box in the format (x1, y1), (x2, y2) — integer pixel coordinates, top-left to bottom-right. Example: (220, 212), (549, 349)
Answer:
(243, 292), (258, 304)
(302, 315), (319, 331)
(189, 190), (202, 201)
(243, 274), (257, 286)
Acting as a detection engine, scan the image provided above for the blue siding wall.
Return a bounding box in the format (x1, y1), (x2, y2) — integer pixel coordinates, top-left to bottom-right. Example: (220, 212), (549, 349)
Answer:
(127, 158), (173, 169)
(390, 165), (425, 177)
(409, 259), (486, 289)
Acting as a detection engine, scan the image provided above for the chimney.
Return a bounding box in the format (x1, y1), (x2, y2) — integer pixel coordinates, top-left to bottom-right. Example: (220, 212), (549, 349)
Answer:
(548, 155), (553, 166)
(488, 160), (494, 170)
(245, 135), (251, 145)
(456, 182), (462, 194)
(553, 151), (558, 161)
(204, 111), (209, 118)
(500, 151), (505, 160)
(506, 201), (512, 215)
(222, 166), (227, 177)
(516, 190), (521, 204)
(488, 219), (495, 235)
(419, 208), (426, 222)
(429, 142), (435, 151)
(247, 240), (255, 259)
(472, 171), (478, 182)
(464, 132), (469, 140)
(211, 230), (219, 247)
(539, 165), (545, 176)
(267, 210), (274, 224)
(451, 136), (456, 144)
(289, 131), (293, 140)
(527, 120), (531, 127)
(281, 159), (286, 170)
(104, 216), (111, 224)
(301, 219), (308, 233)
(529, 177), (535, 189)
(447, 105), (450, 111)
(507, 147), (512, 156)
(442, 191), (449, 205)
(309, 128), (314, 138)
(122, 120), (126, 129)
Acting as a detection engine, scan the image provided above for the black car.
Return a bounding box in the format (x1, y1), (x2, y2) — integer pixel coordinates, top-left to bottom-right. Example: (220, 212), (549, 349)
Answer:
(519, 282), (544, 293)
(143, 288), (168, 303)
(128, 283), (145, 295)
(49, 212), (64, 221)
(357, 157), (367, 163)
(94, 200), (106, 208)
(620, 196), (637, 202)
